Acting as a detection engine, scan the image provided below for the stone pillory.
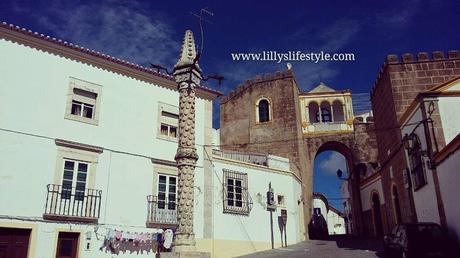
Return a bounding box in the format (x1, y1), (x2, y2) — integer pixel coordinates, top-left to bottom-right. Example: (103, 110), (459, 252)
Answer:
(172, 30), (202, 252)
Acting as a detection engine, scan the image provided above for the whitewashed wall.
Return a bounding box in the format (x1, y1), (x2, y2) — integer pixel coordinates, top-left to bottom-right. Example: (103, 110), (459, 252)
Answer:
(402, 109), (441, 224)
(327, 210), (346, 235)
(312, 197), (328, 216)
(438, 81), (460, 144)
(208, 158), (302, 248)
(0, 38), (211, 258)
(437, 147), (460, 243)
(360, 178), (385, 211)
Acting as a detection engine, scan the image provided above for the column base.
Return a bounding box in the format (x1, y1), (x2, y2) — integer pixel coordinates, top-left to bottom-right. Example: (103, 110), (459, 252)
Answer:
(172, 233), (196, 252)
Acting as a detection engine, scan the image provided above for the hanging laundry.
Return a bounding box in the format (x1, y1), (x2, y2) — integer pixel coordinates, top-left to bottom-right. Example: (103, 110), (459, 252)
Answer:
(163, 229), (174, 249)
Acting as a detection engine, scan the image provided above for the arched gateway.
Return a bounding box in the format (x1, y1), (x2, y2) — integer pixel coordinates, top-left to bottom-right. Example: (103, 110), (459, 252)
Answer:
(219, 70), (378, 237)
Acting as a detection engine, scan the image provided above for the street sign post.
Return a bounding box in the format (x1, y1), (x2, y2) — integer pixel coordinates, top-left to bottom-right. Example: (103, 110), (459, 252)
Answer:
(267, 182), (276, 249)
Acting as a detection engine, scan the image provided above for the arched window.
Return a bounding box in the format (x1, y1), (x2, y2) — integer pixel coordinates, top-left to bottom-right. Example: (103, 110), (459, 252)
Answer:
(258, 99), (270, 122)
(316, 108), (331, 122)
(408, 134), (427, 189)
(332, 100), (345, 122)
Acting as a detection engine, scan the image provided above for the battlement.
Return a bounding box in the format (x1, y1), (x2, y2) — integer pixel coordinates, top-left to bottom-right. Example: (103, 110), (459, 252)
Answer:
(370, 50), (460, 98)
(220, 69), (294, 103)
(385, 50), (459, 65)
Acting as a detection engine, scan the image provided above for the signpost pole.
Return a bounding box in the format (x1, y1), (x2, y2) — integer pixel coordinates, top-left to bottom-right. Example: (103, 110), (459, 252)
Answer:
(270, 210), (274, 249)
(267, 182), (275, 249)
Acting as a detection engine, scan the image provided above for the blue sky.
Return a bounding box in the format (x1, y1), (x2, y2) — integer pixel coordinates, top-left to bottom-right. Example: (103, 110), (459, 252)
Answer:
(2, 0), (458, 211)
(314, 151), (348, 211)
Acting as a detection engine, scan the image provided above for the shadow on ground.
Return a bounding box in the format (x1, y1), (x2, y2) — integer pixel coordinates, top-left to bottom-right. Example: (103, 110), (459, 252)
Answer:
(330, 235), (386, 257)
(236, 235), (388, 258)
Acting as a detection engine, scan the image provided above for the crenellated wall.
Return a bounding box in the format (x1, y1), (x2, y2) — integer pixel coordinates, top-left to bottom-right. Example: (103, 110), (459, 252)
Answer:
(220, 69), (379, 237)
(370, 49), (460, 232)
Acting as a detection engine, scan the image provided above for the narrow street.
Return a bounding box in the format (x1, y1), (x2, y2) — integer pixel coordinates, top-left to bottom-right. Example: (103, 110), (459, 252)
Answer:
(237, 235), (385, 258)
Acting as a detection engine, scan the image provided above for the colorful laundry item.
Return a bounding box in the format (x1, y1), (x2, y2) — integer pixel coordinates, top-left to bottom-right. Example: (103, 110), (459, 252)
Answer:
(99, 227), (174, 255)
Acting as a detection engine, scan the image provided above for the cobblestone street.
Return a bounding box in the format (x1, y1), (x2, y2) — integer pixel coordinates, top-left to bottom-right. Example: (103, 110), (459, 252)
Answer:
(237, 236), (385, 258)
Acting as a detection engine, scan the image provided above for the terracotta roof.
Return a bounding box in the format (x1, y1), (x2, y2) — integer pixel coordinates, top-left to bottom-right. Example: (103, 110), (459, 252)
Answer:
(0, 21), (222, 96)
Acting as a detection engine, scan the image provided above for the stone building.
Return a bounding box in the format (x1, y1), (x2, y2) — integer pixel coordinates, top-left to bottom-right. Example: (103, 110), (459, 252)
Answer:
(370, 50), (460, 234)
(220, 70), (379, 237)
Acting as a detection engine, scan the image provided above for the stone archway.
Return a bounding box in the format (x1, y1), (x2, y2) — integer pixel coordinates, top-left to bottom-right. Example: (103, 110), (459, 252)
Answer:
(303, 123), (378, 236)
(219, 71), (379, 238)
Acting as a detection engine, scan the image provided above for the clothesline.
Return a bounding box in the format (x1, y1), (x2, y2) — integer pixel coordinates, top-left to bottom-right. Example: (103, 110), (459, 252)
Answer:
(100, 227), (174, 255)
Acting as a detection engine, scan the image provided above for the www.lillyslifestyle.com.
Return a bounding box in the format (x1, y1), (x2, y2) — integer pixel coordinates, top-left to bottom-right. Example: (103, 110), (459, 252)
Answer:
(231, 51), (355, 63)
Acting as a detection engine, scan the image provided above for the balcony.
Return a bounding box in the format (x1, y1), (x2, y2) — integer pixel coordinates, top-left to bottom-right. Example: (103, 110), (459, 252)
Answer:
(303, 121), (353, 134)
(43, 184), (102, 223)
(146, 195), (178, 228)
(212, 149), (291, 170)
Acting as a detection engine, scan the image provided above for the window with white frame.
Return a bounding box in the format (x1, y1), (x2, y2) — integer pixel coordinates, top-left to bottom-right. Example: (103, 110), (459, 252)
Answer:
(160, 111), (179, 138)
(71, 88), (96, 119)
(408, 135), (427, 190)
(65, 77), (102, 125)
(223, 169), (252, 215)
(256, 98), (272, 123)
(157, 174), (177, 210)
(61, 159), (89, 201)
(158, 103), (179, 140)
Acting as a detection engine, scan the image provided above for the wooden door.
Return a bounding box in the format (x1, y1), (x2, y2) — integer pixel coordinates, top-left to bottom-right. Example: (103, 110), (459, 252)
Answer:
(0, 227), (31, 258)
(55, 232), (79, 258)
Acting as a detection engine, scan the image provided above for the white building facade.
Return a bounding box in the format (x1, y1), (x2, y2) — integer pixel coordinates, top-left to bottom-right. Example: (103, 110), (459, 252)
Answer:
(312, 193), (346, 235)
(400, 76), (460, 243)
(0, 23), (220, 258)
(204, 147), (304, 257)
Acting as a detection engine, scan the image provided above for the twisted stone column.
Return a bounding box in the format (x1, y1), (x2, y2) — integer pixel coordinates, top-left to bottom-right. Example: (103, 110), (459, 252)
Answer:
(172, 30), (202, 252)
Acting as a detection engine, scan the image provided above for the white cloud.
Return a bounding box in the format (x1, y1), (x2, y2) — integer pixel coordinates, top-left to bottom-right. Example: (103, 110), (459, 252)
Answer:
(376, 0), (422, 29)
(22, 1), (178, 68)
(318, 152), (347, 176)
(319, 19), (361, 52)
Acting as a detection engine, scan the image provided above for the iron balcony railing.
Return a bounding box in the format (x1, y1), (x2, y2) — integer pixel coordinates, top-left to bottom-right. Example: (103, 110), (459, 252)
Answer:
(212, 149), (268, 166)
(147, 195), (178, 226)
(44, 184), (102, 223)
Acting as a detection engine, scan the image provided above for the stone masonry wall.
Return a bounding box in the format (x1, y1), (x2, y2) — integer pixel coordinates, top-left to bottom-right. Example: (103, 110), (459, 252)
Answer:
(371, 50), (460, 231)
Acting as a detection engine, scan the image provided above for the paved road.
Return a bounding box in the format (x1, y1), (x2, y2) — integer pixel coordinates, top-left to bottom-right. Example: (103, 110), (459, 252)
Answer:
(237, 235), (386, 258)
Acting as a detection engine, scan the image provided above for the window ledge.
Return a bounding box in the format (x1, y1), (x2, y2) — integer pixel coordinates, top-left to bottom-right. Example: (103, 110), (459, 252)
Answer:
(157, 135), (179, 143)
(146, 222), (178, 229)
(254, 120), (273, 125)
(43, 214), (98, 224)
(65, 114), (99, 126)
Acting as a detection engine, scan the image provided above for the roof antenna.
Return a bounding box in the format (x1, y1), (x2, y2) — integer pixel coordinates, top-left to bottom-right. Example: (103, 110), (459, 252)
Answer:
(191, 7), (213, 57)
(190, 7), (225, 86)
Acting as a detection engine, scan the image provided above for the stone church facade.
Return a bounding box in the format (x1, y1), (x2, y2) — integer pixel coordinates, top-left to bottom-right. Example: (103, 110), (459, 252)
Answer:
(219, 70), (378, 237)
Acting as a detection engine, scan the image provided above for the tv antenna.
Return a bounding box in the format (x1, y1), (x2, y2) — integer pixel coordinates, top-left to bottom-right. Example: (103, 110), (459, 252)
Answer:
(191, 7), (214, 56)
(149, 7), (224, 86)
